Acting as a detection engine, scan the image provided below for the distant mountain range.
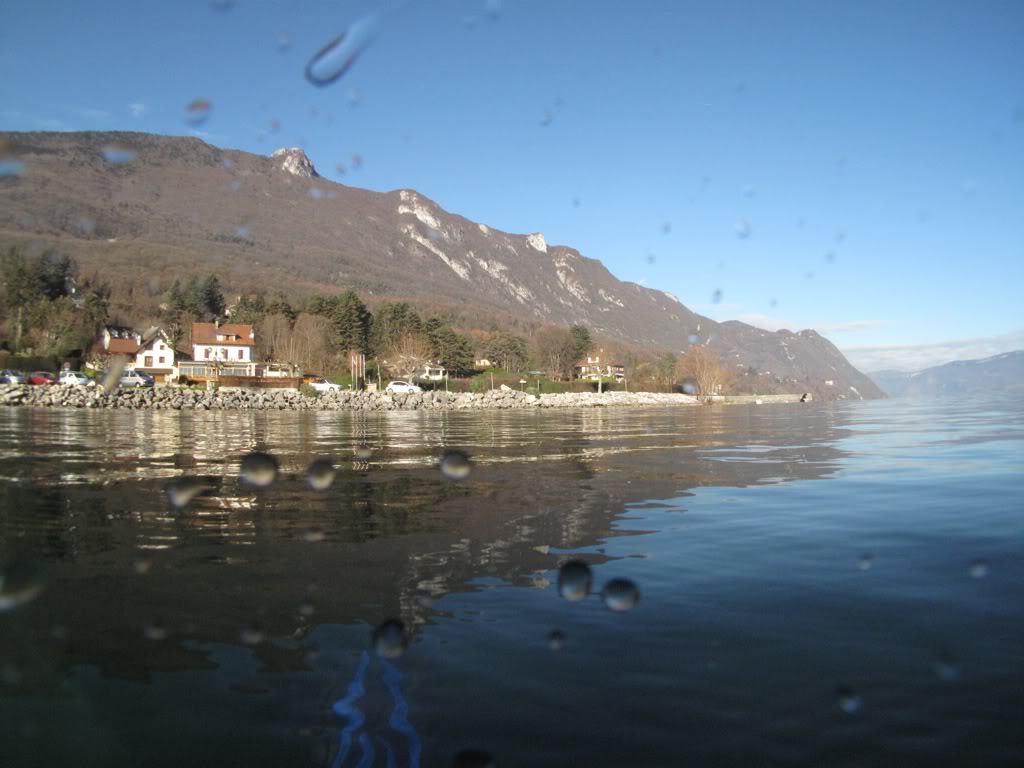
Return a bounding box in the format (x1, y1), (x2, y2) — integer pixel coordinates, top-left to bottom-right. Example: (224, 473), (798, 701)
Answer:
(869, 350), (1024, 397)
(0, 131), (884, 400)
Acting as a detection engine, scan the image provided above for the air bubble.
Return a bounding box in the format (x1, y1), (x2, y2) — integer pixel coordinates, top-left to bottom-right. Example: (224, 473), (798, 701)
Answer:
(240, 623), (265, 645)
(0, 560), (47, 612)
(305, 16), (377, 87)
(307, 458), (336, 490)
(836, 685), (862, 714)
(735, 219), (751, 239)
(101, 145), (136, 164)
(440, 450), (472, 481)
(302, 527), (326, 543)
(167, 476), (213, 509)
(601, 578), (640, 612)
(969, 559), (989, 579)
(547, 629), (566, 651)
(453, 748), (496, 768)
(240, 452), (279, 489)
(372, 619), (408, 658)
(557, 560), (592, 602)
(184, 98), (212, 127)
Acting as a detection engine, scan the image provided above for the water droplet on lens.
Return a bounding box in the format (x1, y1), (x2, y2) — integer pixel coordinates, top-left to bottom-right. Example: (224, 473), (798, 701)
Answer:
(969, 559), (989, 579)
(571, 197), (580, 208)
(101, 145), (136, 164)
(735, 218), (751, 239)
(933, 650), (960, 682)
(209, 0), (234, 10)
(167, 477), (213, 509)
(372, 619), (408, 658)
(240, 452), (279, 489)
(857, 553), (875, 571)
(440, 450), (472, 481)
(305, 16), (377, 87)
(184, 98), (212, 126)
(133, 558), (152, 575)
(0, 560), (47, 612)
(0, 141), (24, 177)
(414, 592), (434, 609)
(351, 152), (363, 170)
(836, 685), (862, 714)
(76, 217), (96, 235)
(299, 602), (316, 617)
(353, 445), (373, 461)
(307, 458), (336, 490)
(335, 162), (347, 176)
(601, 578), (640, 612)
(539, 111), (553, 127)
(453, 748), (497, 768)
(235, 225), (249, 238)
(277, 33), (291, 52)
(308, 187), (324, 200)
(240, 623), (265, 645)
(557, 560), (592, 602)
(661, 222), (671, 235)
(688, 334), (700, 344)
(143, 622), (168, 641)
(824, 251), (836, 263)
(99, 355), (129, 393)
(547, 629), (566, 651)
(302, 526), (326, 543)
(712, 289), (723, 304)
(682, 382), (697, 395)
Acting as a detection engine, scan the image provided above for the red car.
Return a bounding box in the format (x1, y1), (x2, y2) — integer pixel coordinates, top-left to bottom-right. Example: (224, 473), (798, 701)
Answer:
(28, 371), (57, 385)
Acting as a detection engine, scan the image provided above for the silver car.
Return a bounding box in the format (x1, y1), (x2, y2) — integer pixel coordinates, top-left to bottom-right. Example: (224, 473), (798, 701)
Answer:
(119, 370), (155, 388)
(0, 369), (29, 385)
(59, 370), (93, 386)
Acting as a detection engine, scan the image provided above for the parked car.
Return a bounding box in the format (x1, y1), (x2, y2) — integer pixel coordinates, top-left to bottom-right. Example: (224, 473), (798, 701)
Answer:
(118, 370), (154, 388)
(0, 369), (29, 385)
(28, 371), (57, 385)
(59, 370), (93, 386)
(385, 380), (423, 394)
(308, 376), (340, 393)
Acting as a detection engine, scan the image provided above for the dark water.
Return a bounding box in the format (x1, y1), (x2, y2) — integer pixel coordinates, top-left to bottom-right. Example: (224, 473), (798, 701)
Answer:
(1, 399), (1021, 767)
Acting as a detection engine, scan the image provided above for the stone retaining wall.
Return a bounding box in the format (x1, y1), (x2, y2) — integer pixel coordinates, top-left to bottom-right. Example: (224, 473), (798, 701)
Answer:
(0, 385), (700, 412)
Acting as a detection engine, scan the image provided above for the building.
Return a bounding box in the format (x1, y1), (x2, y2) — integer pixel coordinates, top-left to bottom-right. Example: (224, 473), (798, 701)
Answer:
(191, 322), (255, 363)
(98, 325), (141, 356)
(575, 352), (625, 382)
(133, 327), (190, 384)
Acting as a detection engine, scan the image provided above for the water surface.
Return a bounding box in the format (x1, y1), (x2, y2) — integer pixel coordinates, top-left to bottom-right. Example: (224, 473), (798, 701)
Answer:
(1, 399), (1021, 766)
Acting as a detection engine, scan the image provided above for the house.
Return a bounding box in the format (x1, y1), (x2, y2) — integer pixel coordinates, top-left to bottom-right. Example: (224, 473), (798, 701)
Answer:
(575, 352), (625, 382)
(98, 325), (141, 356)
(191, 322), (255, 364)
(474, 357), (493, 369)
(421, 364), (446, 381)
(133, 327), (190, 384)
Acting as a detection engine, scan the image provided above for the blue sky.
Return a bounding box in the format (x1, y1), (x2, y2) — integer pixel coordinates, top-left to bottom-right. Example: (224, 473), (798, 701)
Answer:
(2, 0), (1022, 369)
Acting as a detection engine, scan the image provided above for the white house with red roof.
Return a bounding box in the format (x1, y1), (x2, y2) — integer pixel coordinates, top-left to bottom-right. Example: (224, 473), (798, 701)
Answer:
(191, 322), (255, 363)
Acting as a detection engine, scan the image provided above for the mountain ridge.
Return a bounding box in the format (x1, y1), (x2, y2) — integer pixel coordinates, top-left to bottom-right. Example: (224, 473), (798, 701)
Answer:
(869, 350), (1024, 398)
(0, 130), (883, 400)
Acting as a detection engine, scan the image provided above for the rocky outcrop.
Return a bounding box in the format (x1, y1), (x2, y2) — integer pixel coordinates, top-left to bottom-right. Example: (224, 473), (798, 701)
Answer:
(0, 385), (699, 411)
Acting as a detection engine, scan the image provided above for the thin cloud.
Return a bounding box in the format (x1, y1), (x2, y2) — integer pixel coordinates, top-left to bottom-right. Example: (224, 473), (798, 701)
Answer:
(842, 329), (1024, 372)
(814, 319), (883, 333)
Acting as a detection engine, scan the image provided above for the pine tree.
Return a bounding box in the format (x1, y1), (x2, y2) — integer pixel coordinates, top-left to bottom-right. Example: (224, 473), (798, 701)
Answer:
(332, 289), (370, 354)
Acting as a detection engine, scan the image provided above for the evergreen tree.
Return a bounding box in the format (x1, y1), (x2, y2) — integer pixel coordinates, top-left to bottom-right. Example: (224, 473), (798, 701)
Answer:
(369, 302), (422, 357)
(200, 274), (225, 319)
(570, 324), (593, 367)
(332, 289), (370, 354)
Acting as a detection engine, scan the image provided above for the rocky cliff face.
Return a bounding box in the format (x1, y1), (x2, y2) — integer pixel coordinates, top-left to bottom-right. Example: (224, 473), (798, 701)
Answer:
(0, 130), (884, 399)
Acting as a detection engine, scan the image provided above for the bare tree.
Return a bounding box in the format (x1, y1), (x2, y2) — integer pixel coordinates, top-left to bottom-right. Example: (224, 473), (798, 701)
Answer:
(677, 344), (735, 397)
(257, 313), (293, 362)
(290, 313), (335, 373)
(384, 332), (432, 379)
(530, 326), (577, 380)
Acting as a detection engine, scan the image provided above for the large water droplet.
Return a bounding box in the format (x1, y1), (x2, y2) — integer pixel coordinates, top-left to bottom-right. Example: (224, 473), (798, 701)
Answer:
(547, 629), (566, 651)
(557, 560), (592, 602)
(372, 619), (408, 658)
(453, 748), (497, 768)
(100, 355), (128, 393)
(836, 685), (862, 714)
(240, 452), (279, 489)
(441, 450), (472, 481)
(307, 459), (336, 491)
(0, 560), (47, 612)
(601, 578), (640, 612)
(969, 559), (989, 579)
(167, 476), (213, 509)
(101, 145), (136, 164)
(305, 16), (377, 87)
(184, 98), (212, 126)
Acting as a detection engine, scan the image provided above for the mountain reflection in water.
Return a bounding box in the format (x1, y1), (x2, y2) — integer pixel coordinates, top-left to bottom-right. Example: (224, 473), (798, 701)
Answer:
(1, 400), (1021, 767)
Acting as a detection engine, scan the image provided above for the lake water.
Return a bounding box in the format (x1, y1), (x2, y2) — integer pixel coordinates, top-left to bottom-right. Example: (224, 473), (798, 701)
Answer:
(1, 398), (1021, 767)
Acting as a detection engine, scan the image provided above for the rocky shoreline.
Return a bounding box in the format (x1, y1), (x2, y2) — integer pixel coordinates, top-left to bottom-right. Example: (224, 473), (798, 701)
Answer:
(0, 384), (700, 412)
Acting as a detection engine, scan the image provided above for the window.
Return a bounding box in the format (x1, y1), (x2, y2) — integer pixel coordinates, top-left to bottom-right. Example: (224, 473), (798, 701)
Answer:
(205, 348), (211, 359)
(144, 355), (153, 367)
(159, 356), (165, 364)
(237, 349), (244, 360)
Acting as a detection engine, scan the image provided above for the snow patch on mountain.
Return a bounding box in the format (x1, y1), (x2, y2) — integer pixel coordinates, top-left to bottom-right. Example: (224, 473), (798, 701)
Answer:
(599, 289), (625, 307)
(527, 233), (547, 252)
(397, 191), (442, 231)
(402, 224), (469, 280)
(272, 148), (316, 178)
